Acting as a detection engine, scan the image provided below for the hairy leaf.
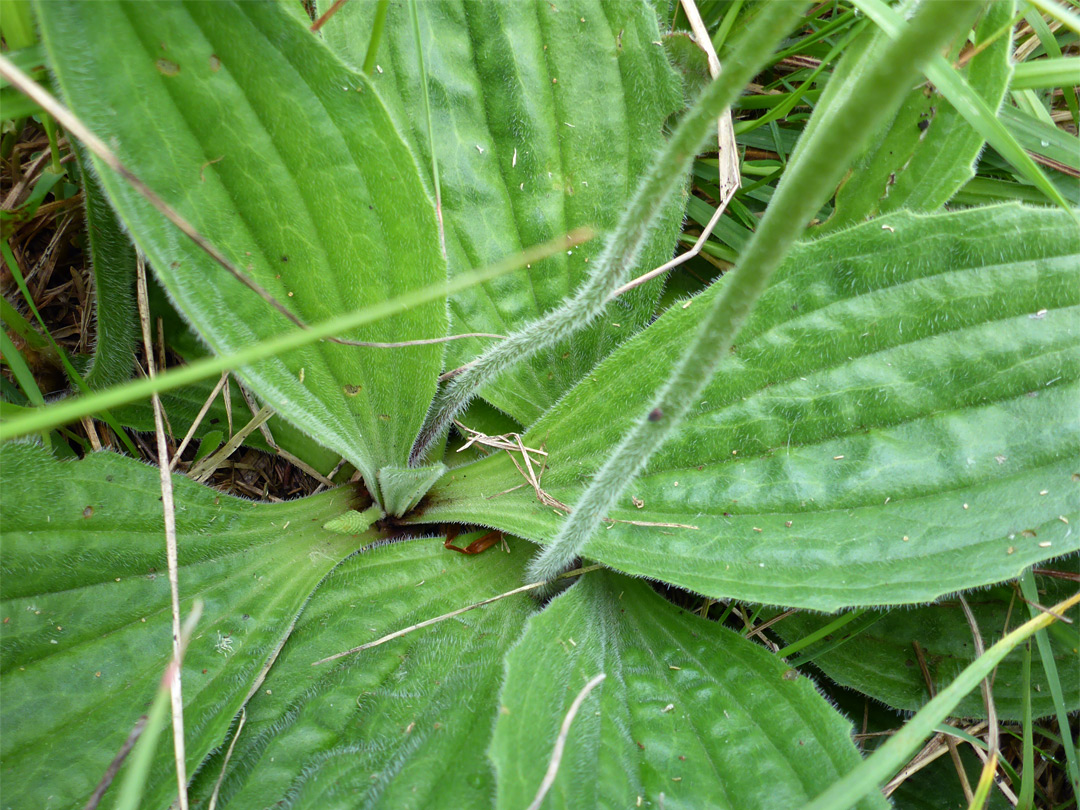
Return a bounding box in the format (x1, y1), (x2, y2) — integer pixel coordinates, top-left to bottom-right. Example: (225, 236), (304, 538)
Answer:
(491, 571), (886, 810)
(317, 0), (684, 424)
(78, 147), (139, 390)
(0, 442), (360, 810)
(36, 0), (448, 503)
(414, 205), (1080, 609)
(188, 538), (534, 809)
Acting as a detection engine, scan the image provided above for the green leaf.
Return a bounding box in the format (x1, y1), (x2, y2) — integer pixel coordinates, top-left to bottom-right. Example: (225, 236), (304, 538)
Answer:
(0, 442), (361, 810)
(191, 428), (223, 463)
(317, 0), (684, 424)
(377, 461), (447, 517)
(827, 1), (1014, 229)
(413, 205), (1080, 610)
(78, 146), (139, 390)
(187, 538), (534, 809)
(35, 0), (448, 503)
(490, 571), (886, 810)
(999, 103), (1080, 176)
(768, 577), (1079, 721)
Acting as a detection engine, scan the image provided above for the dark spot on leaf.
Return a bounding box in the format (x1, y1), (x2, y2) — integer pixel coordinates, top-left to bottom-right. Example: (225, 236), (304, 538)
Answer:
(636, 741), (645, 750)
(917, 119), (930, 132)
(904, 659), (914, 667)
(82, 506), (93, 519)
(344, 384), (362, 396)
(106, 476), (113, 482)
(156, 59), (180, 76)
(280, 255), (288, 262)
(209, 417), (220, 425)
(648, 408), (663, 422)
(242, 614), (250, 620)
(209, 54), (221, 72)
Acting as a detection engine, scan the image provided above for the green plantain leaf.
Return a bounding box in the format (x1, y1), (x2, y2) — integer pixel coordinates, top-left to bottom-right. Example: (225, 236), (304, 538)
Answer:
(0, 442), (361, 810)
(78, 147), (139, 390)
(412, 205), (1080, 610)
(827, 1), (1014, 229)
(187, 537), (534, 809)
(490, 571), (886, 810)
(317, 0), (684, 425)
(769, 576), (1079, 722)
(36, 0), (448, 506)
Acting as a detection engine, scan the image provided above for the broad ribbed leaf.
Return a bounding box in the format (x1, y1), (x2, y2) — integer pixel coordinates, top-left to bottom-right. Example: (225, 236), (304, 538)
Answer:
(187, 538), (533, 809)
(318, 0), (684, 424)
(770, 576), (1079, 721)
(412, 205), (1080, 609)
(827, 1), (1014, 229)
(491, 571), (885, 810)
(36, 0), (447, 503)
(0, 442), (360, 810)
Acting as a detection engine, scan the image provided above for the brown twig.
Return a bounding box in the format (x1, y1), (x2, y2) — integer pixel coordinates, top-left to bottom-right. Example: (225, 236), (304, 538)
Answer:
(81, 715), (149, 810)
(913, 639), (972, 802)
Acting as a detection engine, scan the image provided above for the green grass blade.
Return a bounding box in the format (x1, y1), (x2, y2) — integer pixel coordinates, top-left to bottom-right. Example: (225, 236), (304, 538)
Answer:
(1027, 0), (1080, 34)
(1018, 640), (1035, 810)
(798, 590), (1080, 810)
(0, 230), (587, 441)
(852, 0), (1079, 223)
(1011, 56), (1080, 90)
(1019, 569), (1080, 793)
(2, 238), (140, 456)
(0, 329), (45, 407)
(527, 0), (986, 583)
(361, 0), (389, 74)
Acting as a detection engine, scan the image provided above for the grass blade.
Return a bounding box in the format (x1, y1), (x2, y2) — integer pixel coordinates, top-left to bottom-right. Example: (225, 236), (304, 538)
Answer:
(852, 0), (1079, 222)
(1019, 569), (1080, 793)
(0, 229), (590, 441)
(799, 590), (1080, 810)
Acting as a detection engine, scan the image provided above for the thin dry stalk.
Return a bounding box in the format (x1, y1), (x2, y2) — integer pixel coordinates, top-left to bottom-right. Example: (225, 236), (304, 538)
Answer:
(82, 715), (148, 810)
(604, 0), (740, 302)
(913, 639), (972, 802)
(207, 709), (246, 810)
(680, 0), (740, 199)
(526, 673), (607, 810)
(135, 253), (189, 810)
(169, 372), (229, 470)
(959, 594), (1002, 808)
(190, 406), (275, 482)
